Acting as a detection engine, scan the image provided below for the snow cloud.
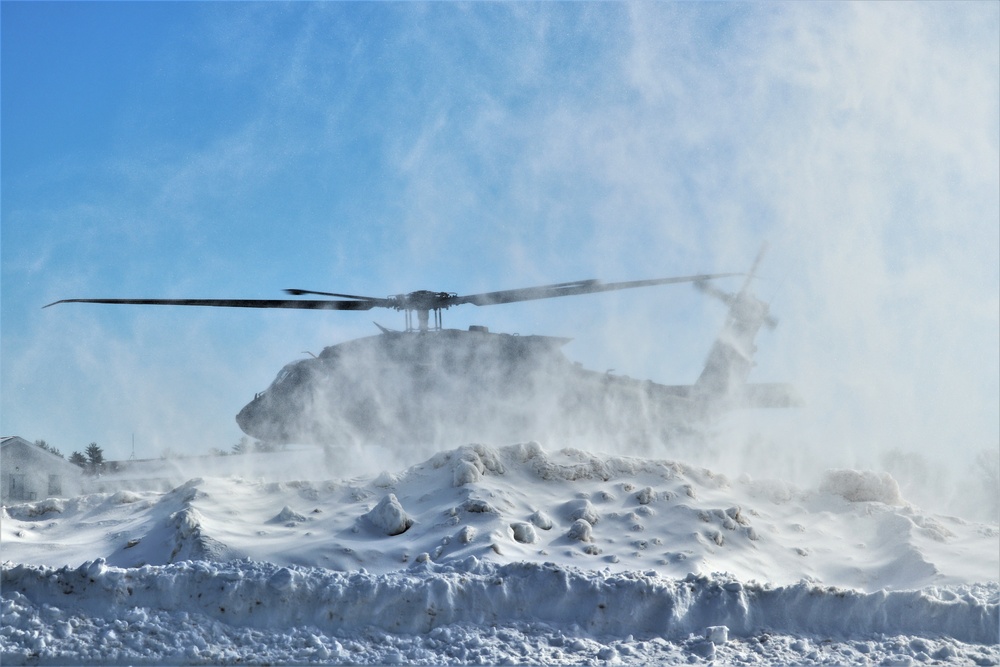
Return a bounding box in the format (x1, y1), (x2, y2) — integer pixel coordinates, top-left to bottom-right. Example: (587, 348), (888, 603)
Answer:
(2, 3), (996, 517)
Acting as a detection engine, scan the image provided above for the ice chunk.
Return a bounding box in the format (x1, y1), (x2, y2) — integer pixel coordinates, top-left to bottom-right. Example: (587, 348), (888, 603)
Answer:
(706, 625), (729, 645)
(564, 499), (600, 525)
(636, 487), (656, 505)
(567, 519), (593, 542)
(510, 522), (537, 544)
(529, 510), (554, 530)
(453, 460), (481, 487)
(364, 494), (413, 536)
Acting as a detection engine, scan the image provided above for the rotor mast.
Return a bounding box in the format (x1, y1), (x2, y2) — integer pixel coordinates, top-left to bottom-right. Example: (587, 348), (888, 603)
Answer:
(393, 290), (455, 332)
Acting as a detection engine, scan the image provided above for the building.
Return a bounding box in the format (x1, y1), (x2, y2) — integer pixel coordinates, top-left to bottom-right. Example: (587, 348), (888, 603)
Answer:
(1, 436), (84, 504)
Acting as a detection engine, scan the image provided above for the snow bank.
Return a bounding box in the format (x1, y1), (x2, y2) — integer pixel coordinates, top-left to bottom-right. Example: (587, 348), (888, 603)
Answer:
(2, 559), (997, 665)
(4, 559), (990, 642)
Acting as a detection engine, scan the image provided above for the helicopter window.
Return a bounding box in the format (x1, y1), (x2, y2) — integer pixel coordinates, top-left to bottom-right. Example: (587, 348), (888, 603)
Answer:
(270, 365), (298, 388)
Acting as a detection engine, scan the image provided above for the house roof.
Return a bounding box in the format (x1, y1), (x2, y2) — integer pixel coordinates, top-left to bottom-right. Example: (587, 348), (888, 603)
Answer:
(2, 436), (81, 471)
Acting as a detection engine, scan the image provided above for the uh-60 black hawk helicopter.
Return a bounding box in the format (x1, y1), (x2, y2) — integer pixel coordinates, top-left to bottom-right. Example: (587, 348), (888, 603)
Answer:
(46, 245), (799, 451)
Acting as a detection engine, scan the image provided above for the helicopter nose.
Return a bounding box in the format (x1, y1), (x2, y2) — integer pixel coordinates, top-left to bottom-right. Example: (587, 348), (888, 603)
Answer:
(235, 393), (285, 442)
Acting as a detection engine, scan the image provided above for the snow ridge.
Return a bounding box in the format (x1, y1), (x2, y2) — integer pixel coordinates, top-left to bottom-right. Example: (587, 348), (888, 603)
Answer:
(3, 559), (998, 643)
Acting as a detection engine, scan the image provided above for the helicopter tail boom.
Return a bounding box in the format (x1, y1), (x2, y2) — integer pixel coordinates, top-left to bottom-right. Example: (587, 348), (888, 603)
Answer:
(687, 244), (801, 413)
(735, 382), (802, 409)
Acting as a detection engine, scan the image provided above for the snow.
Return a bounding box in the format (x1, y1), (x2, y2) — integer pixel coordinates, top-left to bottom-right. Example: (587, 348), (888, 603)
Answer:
(2, 442), (998, 664)
(820, 469), (904, 505)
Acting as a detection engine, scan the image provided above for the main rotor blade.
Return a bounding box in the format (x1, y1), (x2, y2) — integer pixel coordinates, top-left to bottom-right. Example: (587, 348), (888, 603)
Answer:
(284, 289), (385, 301)
(739, 242), (769, 293)
(694, 279), (737, 306)
(43, 298), (381, 311)
(449, 273), (742, 307)
(44, 272), (742, 313)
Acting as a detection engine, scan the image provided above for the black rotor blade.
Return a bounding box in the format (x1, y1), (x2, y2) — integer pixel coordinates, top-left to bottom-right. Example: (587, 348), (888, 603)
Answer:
(284, 289), (384, 301)
(449, 273), (742, 307)
(693, 279), (737, 306)
(43, 297), (382, 311)
(739, 242), (769, 293)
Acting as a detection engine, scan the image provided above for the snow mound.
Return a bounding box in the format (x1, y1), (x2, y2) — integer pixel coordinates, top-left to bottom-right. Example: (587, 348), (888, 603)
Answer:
(364, 494), (413, 536)
(269, 505), (308, 525)
(2, 443), (997, 592)
(820, 469), (904, 505)
(8, 497), (65, 518)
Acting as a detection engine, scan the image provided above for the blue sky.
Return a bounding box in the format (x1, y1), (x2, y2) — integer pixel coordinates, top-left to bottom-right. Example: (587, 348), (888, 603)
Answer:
(2, 3), (997, 481)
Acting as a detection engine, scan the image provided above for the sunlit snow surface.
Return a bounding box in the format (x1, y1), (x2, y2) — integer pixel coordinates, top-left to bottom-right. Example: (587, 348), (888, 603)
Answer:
(3, 443), (998, 665)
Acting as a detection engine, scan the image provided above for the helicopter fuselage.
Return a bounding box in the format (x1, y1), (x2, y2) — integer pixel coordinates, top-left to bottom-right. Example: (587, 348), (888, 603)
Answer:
(235, 327), (704, 449)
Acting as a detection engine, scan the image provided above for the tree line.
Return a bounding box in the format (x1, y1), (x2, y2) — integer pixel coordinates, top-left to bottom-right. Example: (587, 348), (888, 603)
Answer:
(33, 438), (278, 470)
(33, 440), (105, 474)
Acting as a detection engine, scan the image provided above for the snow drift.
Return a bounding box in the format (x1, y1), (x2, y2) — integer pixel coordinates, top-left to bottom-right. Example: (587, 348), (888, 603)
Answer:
(2, 442), (998, 665)
(4, 443), (996, 591)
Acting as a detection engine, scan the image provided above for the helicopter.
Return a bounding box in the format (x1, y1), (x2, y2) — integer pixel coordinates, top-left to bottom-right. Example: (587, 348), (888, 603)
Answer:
(45, 245), (799, 450)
